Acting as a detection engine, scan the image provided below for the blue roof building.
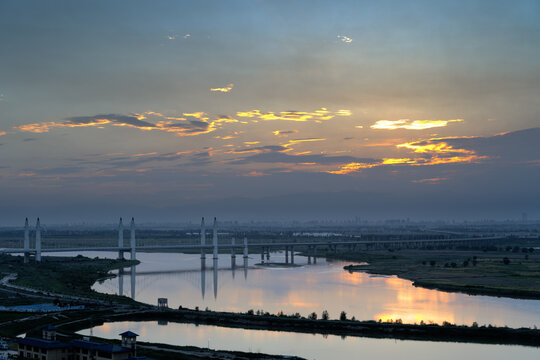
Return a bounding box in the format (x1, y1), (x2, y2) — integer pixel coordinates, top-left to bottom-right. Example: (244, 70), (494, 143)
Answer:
(15, 325), (154, 360)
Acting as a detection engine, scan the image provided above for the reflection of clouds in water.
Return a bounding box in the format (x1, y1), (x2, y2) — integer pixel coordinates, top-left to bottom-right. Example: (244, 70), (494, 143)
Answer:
(90, 252), (540, 328)
(80, 321), (540, 360)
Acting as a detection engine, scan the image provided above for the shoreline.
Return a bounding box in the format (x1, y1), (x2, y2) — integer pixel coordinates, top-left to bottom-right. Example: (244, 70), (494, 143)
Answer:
(59, 307), (540, 348)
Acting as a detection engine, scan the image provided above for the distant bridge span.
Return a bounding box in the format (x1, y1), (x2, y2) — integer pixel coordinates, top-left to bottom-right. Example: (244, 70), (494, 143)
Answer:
(1, 216), (508, 264)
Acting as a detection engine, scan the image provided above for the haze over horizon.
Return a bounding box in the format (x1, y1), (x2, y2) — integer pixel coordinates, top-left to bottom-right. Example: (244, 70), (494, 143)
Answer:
(1, 1), (540, 225)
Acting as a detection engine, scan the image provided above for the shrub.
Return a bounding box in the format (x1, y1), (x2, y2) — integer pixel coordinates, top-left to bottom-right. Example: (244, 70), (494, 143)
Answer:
(503, 257), (510, 265)
(322, 310), (329, 320)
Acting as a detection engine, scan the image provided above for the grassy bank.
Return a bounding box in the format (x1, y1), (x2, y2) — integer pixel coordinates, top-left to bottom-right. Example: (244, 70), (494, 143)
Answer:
(0, 254), (138, 302)
(332, 246), (540, 299)
(59, 308), (540, 348)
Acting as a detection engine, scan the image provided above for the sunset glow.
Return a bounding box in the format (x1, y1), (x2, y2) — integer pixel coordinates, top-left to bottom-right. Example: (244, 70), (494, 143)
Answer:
(0, 0), (538, 221)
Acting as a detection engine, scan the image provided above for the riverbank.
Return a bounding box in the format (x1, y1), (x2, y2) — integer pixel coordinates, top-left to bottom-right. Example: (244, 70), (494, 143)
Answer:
(0, 254), (138, 303)
(333, 247), (540, 299)
(60, 308), (540, 348)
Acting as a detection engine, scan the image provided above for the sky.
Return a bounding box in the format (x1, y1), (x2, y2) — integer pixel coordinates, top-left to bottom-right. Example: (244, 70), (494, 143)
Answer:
(1, 0), (540, 224)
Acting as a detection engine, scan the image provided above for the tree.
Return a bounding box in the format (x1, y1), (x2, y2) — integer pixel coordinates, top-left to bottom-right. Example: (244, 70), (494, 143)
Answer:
(308, 312), (317, 320)
(340, 311), (347, 321)
(321, 310), (329, 320)
(503, 257), (510, 265)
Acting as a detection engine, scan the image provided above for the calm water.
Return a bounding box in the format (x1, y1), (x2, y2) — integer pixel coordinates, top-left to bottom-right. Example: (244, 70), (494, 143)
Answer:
(49, 250), (540, 327)
(79, 321), (540, 360)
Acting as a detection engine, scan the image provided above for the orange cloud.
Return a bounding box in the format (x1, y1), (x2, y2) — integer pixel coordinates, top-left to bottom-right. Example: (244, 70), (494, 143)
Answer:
(328, 136), (489, 175)
(412, 178), (448, 183)
(327, 162), (375, 174)
(396, 140), (475, 154)
(273, 130), (298, 137)
(242, 171), (267, 177)
(237, 108), (351, 122)
(283, 138), (326, 148)
(0, 131), (6, 136)
(13, 113), (217, 136)
(14, 122), (67, 133)
(210, 83), (234, 92)
(371, 119), (463, 130)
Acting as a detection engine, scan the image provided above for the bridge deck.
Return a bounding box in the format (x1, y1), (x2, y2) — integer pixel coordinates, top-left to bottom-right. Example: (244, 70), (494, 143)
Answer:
(0, 236), (506, 254)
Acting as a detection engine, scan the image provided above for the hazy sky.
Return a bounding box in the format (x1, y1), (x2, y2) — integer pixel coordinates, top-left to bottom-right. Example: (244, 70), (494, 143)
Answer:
(1, 0), (539, 224)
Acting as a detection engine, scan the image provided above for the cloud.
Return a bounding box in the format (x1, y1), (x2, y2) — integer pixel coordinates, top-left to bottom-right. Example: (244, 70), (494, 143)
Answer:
(167, 35), (176, 40)
(337, 35), (353, 43)
(0, 131), (6, 136)
(327, 132), (500, 175)
(237, 108), (351, 122)
(273, 130), (298, 137)
(283, 138), (326, 148)
(330, 127), (540, 175)
(242, 171), (268, 177)
(371, 119), (463, 130)
(13, 113), (215, 136)
(230, 145), (288, 154)
(183, 34), (190, 39)
(210, 83), (234, 93)
(232, 150), (376, 166)
(412, 178), (448, 183)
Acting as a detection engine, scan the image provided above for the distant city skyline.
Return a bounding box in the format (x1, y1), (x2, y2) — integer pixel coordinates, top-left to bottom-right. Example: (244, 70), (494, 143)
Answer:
(1, 1), (539, 224)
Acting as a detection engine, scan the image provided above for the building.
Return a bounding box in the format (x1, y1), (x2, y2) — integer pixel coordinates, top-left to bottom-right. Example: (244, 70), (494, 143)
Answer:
(16, 325), (150, 360)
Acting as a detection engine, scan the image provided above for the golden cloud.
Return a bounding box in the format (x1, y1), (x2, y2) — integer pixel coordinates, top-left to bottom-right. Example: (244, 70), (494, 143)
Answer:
(0, 131), (6, 136)
(210, 83), (234, 93)
(237, 108), (351, 122)
(13, 113), (217, 137)
(412, 178), (448, 183)
(328, 136), (488, 175)
(242, 171), (268, 177)
(371, 119), (463, 130)
(283, 138), (326, 148)
(273, 130), (298, 137)
(396, 139), (475, 154)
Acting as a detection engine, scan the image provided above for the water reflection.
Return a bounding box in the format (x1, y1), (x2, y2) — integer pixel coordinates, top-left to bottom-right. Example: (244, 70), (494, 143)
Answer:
(66, 251), (540, 328)
(116, 253), (251, 302)
(79, 321), (540, 360)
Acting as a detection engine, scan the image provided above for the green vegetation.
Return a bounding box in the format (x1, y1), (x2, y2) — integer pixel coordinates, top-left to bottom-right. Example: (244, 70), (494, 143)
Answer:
(336, 244), (540, 299)
(63, 308), (540, 348)
(0, 254), (138, 302)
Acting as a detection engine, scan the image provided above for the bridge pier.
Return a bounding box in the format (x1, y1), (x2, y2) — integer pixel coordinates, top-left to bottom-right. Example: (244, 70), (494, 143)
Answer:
(200, 217), (206, 261)
(213, 258), (218, 299)
(212, 217), (218, 260)
(23, 218), (29, 264)
(231, 236), (236, 268)
(260, 247), (264, 263)
(291, 246), (294, 264)
(201, 262), (206, 299)
(243, 236), (248, 260)
(313, 246), (317, 264)
(266, 246), (270, 261)
(118, 267), (124, 297)
(130, 218), (136, 261)
(130, 265), (136, 299)
(285, 246), (289, 264)
(35, 218), (41, 262)
(243, 256), (248, 280)
(118, 218), (124, 260)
